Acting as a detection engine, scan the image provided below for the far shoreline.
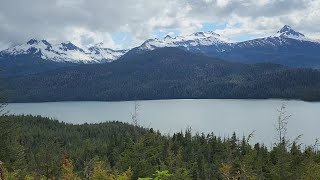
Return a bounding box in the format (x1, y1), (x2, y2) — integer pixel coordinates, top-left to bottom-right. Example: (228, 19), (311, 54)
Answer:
(5, 97), (320, 104)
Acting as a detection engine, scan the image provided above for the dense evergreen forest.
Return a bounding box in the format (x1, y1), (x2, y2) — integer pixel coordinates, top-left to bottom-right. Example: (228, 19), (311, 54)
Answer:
(1, 47), (320, 179)
(1, 108), (320, 179)
(5, 48), (320, 102)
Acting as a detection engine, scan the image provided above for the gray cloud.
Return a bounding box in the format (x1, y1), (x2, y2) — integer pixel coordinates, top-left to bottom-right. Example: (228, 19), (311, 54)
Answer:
(190, 0), (309, 17)
(0, 0), (318, 50)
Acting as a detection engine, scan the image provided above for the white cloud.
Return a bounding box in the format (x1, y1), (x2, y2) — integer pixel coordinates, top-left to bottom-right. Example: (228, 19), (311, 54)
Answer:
(216, 0), (231, 8)
(64, 27), (120, 49)
(0, 42), (11, 51)
(0, 0), (319, 50)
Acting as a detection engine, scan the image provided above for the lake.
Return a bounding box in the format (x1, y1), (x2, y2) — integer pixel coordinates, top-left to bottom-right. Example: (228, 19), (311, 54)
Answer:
(6, 99), (320, 148)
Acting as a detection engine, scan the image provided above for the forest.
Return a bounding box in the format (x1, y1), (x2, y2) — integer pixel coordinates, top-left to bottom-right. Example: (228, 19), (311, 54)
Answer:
(1, 48), (320, 179)
(1, 105), (320, 180)
(5, 48), (320, 103)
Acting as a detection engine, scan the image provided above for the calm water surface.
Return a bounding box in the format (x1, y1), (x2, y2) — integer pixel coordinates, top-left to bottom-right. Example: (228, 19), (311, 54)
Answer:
(6, 99), (320, 147)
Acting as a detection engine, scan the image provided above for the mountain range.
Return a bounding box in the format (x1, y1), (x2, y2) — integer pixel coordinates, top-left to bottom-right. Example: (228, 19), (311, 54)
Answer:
(0, 39), (128, 63)
(5, 48), (320, 102)
(126, 25), (320, 67)
(1, 25), (320, 76)
(2, 25), (320, 102)
(0, 40), (128, 76)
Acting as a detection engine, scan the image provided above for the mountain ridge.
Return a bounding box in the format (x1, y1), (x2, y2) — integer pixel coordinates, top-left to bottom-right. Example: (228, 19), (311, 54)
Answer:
(124, 25), (320, 67)
(0, 39), (128, 63)
(5, 47), (320, 102)
(1, 25), (320, 71)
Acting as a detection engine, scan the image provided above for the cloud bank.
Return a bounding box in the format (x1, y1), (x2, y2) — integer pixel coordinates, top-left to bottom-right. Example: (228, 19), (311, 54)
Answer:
(0, 0), (319, 50)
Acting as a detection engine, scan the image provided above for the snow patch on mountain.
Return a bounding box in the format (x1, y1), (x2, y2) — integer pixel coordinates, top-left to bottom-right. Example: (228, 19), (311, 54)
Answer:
(88, 43), (128, 61)
(139, 31), (231, 51)
(271, 25), (319, 43)
(236, 25), (320, 48)
(0, 39), (128, 63)
(1, 25), (320, 64)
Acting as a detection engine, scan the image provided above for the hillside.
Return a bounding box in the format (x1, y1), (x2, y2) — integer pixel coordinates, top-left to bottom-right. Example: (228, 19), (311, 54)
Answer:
(5, 48), (320, 102)
(1, 114), (320, 179)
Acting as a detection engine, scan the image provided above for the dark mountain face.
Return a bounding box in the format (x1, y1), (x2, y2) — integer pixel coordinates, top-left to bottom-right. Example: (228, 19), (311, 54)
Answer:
(5, 48), (320, 102)
(0, 39), (78, 77)
(26, 39), (39, 45)
(216, 38), (320, 67)
(0, 54), (75, 77)
(60, 42), (85, 52)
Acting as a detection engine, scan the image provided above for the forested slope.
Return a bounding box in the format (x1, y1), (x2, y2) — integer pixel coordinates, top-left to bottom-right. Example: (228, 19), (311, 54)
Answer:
(1, 114), (320, 179)
(6, 48), (320, 102)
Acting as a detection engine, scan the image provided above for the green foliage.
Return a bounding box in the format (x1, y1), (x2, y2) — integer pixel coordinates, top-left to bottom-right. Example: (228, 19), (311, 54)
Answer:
(0, 115), (146, 179)
(62, 156), (80, 180)
(110, 168), (133, 180)
(139, 170), (172, 180)
(0, 116), (25, 176)
(0, 114), (320, 179)
(171, 168), (192, 180)
(153, 170), (172, 180)
(90, 161), (133, 180)
(90, 161), (108, 180)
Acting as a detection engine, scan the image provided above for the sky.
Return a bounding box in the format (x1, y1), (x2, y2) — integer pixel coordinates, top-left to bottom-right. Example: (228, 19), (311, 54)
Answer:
(0, 0), (319, 50)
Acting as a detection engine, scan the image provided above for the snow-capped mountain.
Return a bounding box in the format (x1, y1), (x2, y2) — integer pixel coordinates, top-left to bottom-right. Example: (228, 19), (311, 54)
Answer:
(122, 31), (232, 59)
(88, 43), (128, 62)
(139, 31), (231, 51)
(0, 39), (127, 63)
(272, 25), (307, 40)
(235, 25), (319, 49)
(1, 25), (320, 71)
(216, 25), (320, 67)
(126, 25), (320, 66)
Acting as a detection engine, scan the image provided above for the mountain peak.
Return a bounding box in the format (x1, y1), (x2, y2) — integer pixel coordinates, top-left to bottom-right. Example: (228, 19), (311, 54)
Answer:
(207, 31), (220, 36)
(91, 42), (108, 49)
(1, 39), (128, 63)
(193, 32), (205, 37)
(27, 38), (40, 45)
(164, 35), (172, 39)
(279, 25), (293, 32)
(61, 41), (75, 46)
(60, 41), (83, 51)
(276, 25), (305, 38)
(191, 31), (221, 38)
(26, 38), (50, 45)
